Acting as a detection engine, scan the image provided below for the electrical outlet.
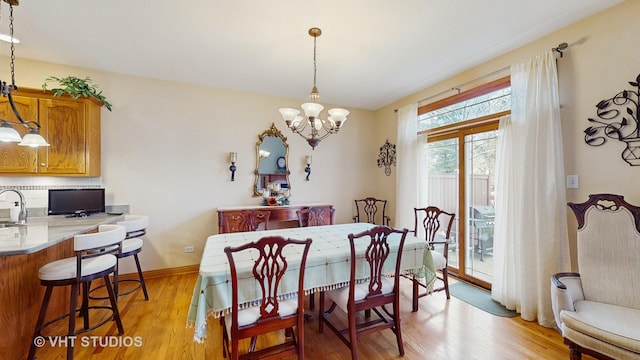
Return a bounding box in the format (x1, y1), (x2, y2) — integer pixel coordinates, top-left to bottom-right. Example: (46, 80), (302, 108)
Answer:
(184, 245), (194, 253)
(566, 175), (579, 189)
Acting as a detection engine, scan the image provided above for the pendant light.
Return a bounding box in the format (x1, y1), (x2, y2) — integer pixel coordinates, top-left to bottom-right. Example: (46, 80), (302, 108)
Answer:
(279, 28), (348, 149)
(0, 0), (49, 147)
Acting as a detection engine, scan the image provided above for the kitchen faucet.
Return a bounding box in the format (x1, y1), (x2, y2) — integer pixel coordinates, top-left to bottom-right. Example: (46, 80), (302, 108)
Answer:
(0, 189), (27, 224)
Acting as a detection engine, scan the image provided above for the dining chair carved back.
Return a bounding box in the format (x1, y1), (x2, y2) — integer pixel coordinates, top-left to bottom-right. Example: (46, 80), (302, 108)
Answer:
(409, 206), (455, 312)
(222, 235), (312, 360)
(296, 207), (335, 227)
(221, 210), (270, 233)
(319, 226), (407, 360)
(353, 197), (390, 225)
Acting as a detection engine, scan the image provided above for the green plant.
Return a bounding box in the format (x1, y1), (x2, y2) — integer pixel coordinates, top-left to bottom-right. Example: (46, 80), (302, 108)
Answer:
(42, 76), (112, 111)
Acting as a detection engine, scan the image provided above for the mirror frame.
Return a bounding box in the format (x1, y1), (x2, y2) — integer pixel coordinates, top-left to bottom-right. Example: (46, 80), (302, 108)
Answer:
(253, 123), (290, 196)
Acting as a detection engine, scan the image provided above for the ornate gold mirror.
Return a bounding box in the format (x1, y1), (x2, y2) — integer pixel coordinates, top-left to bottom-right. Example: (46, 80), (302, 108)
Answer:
(253, 123), (290, 197)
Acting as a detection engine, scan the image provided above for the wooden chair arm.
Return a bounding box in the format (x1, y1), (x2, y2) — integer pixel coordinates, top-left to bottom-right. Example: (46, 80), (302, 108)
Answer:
(427, 240), (449, 257)
(551, 272), (580, 290)
(550, 271), (583, 329)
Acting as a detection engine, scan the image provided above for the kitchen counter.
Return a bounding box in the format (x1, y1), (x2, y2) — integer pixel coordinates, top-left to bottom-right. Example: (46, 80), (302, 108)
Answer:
(0, 213), (125, 256)
(0, 212), (125, 360)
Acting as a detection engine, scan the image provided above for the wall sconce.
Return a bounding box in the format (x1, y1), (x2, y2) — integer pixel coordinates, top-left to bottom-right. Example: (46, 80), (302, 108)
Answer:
(305, 155), (312, 181)
(229, 152), (237, 181)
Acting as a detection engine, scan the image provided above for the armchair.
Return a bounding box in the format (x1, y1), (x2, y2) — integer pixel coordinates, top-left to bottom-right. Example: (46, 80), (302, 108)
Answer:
(551, 194), (640, 360)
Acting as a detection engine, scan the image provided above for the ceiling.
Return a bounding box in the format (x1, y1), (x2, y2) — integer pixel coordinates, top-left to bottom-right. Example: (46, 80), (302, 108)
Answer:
(0, 0), (623, 110)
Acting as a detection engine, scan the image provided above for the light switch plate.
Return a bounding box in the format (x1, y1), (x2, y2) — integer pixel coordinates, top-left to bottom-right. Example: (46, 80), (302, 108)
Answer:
(567, 175), (579, 189)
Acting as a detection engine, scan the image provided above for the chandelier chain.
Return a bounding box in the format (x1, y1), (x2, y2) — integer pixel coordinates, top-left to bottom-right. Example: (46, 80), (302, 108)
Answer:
(313, 35), (317, 91)
(9, 2), (15, 87)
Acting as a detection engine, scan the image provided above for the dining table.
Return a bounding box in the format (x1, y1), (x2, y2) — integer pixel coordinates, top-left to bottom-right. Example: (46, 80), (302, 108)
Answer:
(186, 222), (435, 343)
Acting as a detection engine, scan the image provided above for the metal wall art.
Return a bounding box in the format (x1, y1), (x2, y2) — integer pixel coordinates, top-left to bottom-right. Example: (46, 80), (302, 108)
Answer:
(584, 73), (640, 166)
(377, 139), (396, 176)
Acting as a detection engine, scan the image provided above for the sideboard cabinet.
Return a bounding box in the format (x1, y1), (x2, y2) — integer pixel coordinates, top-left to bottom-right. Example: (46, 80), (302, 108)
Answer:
(0, 87), (101, 176)
(217, 204), (334, 233)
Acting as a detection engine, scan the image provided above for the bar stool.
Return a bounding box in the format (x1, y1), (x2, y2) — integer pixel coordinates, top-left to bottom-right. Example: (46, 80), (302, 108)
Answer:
(28, 224), (126, 360)
(115, 215), (150, 300)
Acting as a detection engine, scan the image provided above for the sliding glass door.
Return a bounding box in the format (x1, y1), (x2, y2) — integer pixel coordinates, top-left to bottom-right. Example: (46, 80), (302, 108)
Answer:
(426, 124), (497, 287)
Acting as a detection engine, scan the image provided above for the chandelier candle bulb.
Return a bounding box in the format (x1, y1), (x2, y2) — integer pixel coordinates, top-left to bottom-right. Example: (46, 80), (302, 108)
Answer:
(306, 155), (312, 165)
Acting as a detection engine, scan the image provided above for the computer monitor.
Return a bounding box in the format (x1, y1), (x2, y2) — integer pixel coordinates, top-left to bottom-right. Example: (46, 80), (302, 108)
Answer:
(48, 188), (105, 216)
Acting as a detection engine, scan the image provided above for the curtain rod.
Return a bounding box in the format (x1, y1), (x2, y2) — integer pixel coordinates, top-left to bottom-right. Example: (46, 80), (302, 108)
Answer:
(394, 41), (568, 113)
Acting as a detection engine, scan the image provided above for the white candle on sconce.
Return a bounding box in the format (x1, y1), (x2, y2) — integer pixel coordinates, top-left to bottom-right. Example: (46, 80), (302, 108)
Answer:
(230, 152), (237, 163)
(306, 155), (312, 165)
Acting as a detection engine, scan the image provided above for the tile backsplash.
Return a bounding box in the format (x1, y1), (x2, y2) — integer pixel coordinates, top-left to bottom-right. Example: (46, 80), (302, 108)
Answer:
(0, 176), (101, 210)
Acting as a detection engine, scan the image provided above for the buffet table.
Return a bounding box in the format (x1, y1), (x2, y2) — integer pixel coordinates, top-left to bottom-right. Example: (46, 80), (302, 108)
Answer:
(216, 203), (333, 233)
(0, 213), (125, 360)
(187, 222), (433, 342)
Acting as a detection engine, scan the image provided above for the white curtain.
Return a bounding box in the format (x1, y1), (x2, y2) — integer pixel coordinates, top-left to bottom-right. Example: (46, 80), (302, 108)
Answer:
(492, 51), (571, 328)
(395, 103), (427, 230)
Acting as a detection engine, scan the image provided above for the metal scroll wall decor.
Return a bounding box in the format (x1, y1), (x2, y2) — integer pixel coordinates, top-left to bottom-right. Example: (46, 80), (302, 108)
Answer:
(377, 139), (396, 176)
(584, 73), (640, 166)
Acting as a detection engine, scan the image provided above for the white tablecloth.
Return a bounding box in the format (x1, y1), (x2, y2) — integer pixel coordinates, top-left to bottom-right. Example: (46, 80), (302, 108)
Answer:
(186, 223), (430, 342)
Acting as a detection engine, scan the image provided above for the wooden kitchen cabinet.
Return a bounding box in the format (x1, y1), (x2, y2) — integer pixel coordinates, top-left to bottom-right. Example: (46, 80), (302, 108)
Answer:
(0, 95), (38, 173)
(0, 87), (101, 176)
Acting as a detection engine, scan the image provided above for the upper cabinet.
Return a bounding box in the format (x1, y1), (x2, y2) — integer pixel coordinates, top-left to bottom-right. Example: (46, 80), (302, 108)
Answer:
(0, 88), (101, 176)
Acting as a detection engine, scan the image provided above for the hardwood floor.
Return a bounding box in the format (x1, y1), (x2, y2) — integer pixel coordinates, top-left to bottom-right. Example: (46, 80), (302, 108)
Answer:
(32, 272), (590, 360)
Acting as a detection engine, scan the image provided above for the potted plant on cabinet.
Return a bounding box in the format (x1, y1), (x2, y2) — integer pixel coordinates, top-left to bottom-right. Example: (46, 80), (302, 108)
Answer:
(42, 76), (112, 111)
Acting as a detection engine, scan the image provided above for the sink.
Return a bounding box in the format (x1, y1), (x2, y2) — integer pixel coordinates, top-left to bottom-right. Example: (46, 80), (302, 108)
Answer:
(0, 221), (24, 228)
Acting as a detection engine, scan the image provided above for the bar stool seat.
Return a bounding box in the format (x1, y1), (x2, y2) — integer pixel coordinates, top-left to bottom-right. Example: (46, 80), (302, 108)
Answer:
(122, 237), (143, 254)
(28, 224), (126, 360)
(116, 215), (149, 300)
(89, 215), (150, 300)
(39, 255), (117, 281)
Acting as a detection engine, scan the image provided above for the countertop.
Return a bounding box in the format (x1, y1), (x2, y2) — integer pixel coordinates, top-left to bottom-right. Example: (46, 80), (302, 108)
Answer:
(0, 213), (125, 256)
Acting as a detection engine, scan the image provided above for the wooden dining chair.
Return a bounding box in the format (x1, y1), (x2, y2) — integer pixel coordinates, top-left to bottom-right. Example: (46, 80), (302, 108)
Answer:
(319, 226), (408, 360)
(409, 206), (455, 312)
(222, 235), (312, 360)
(353, 197), (390, 225)
(295, 206), (334, 310)
(296, 207), (335, 227)
(220, 210), (270, 233)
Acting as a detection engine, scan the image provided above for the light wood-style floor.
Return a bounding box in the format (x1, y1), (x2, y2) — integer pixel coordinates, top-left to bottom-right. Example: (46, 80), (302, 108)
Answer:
(32, 272), (591, 360)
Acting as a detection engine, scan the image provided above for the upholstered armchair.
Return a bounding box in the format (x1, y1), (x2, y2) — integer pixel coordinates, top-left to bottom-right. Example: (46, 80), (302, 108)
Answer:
(551, 194), (640, 360)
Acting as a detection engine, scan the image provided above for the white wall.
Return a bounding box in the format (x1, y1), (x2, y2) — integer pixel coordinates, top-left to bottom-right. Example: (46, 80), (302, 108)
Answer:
(1, 59), (377, 273)
(375, 0), (640, 270)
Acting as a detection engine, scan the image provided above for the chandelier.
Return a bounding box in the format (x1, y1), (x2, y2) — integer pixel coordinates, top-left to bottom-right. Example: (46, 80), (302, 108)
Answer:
(0, 0), (49, 147)
(279, 28), (348, 149)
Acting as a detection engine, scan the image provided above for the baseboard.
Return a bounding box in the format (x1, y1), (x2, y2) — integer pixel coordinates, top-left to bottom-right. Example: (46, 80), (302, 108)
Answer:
(118, 264), (199, 280)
